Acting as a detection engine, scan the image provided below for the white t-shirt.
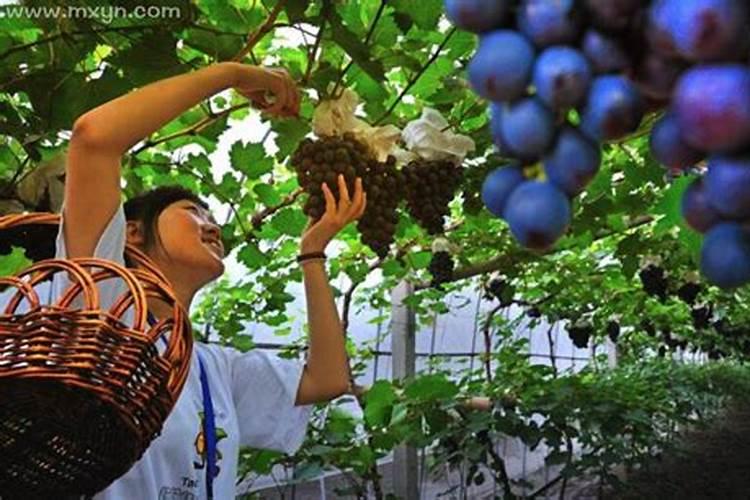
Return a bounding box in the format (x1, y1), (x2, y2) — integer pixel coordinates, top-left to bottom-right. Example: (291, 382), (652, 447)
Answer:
(49, 204), (313, 499)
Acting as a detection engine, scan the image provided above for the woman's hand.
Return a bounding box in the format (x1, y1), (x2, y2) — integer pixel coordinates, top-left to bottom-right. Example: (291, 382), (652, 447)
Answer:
(231, 64), (300, 118)
(301, 175), (367, 253)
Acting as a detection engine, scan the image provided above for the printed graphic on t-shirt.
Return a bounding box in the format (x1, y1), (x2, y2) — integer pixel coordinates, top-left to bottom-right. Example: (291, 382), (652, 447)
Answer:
(193, 411), (228, 479)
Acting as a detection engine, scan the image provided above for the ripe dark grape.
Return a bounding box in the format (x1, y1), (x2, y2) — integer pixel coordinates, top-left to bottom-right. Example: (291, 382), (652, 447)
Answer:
(403, 159), (463, 235)
(429, 250), (455, 288)
(486, 278), (514, 306)
(649, 0), (748, 62)
(649, 113), (704, 171)
(481, 165), (525, 218)
(628, 53), (687, 101)
(357, 155), (405, 258)
(580, 75), (644, 142)
(568, 323), (593, 349)
(639, 265), (668, 300)
(443, 0), (511, 33)
(676, 282), (702, 305)
(532, 46), (592, 111)
(700, 223), (750, 289)
(543, 126), (601, 197)
(517, 0), (581, 48)
(691, 304), (713, 329)
(468, 30), (535, 102)
(704, 154), (750, 218)
(582, 29), (631, 74)
(497, 97), (556, 161)
(647, 1), (680, 59)
(681, 178), (721, 233)
(503, 181), (571, 250)
(291, 135), (402, 258)
(606, 320), (620, 343)
(673, 64), (750, 152)
(641, 320), (657, 337)
(584, 0), (642, 33)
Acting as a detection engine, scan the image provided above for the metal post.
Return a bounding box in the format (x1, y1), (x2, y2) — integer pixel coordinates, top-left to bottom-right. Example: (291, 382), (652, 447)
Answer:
(391, 281), (418, 500)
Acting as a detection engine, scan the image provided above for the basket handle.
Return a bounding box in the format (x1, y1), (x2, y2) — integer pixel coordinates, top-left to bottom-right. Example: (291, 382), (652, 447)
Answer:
(1, 258), (100, 313)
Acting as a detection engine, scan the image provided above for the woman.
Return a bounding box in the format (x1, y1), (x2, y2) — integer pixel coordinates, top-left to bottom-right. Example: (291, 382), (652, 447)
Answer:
(59, 62), (366, 498)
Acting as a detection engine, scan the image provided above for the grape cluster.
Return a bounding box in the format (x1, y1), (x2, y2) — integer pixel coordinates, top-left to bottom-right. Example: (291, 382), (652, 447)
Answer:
(428, 250), (455, 288)
(448, 0), (750, 289)
(403, 159), (464, 235)
(638, 265), (668, 301)
(357, 155), (404, 258)
(568, 322), (593, 349)
(291, 134), (402, 258)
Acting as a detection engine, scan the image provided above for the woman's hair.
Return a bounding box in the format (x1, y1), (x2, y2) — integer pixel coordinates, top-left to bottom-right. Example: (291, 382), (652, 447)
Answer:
(124, 185), (208, 252)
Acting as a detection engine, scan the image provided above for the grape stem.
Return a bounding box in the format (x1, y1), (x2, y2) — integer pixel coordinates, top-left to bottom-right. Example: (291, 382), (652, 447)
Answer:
(231, 0), (288, 62)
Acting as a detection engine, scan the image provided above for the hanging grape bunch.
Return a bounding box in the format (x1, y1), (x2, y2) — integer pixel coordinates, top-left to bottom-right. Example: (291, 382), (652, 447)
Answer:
(446, 0), (750, 290)
(357, 154), (405, 258)
(291, 134), (403, 258)
(403, 159), (464, 235)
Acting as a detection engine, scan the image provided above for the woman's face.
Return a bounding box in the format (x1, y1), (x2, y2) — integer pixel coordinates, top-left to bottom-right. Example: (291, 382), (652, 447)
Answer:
(148, 199), (225, 285)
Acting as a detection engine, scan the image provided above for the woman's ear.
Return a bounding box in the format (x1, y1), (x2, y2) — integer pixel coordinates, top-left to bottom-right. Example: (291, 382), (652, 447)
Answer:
(126, 220), (146, 247)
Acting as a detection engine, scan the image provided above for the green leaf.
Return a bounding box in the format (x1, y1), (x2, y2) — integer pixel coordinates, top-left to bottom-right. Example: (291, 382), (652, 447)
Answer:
(271, 207), (307, 236)
(285, 0), (311, 22)
(253, 183), (282, 206)
(364, 380), (397, 427)
(409, 251), (432, 269)
(0, 247), (31, 277)
(238, 242), (269, 269)
(654, 175), (693, 233)
(272, 118), (310, 161)
(391, 0), (443, 30)
(327, 10), (385, 82)
(230, 142), (273, 179)
(404, 373), (458, 401)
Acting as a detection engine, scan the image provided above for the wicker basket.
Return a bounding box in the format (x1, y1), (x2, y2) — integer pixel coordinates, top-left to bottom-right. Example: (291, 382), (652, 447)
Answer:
(0, 213), (193, 498)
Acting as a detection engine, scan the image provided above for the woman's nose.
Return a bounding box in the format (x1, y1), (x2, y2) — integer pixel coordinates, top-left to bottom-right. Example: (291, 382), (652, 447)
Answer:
(203, 223), (221, 240)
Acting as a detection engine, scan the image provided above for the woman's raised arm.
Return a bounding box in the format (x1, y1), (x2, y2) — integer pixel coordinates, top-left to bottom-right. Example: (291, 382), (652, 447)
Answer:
(64, 63), (299, 259)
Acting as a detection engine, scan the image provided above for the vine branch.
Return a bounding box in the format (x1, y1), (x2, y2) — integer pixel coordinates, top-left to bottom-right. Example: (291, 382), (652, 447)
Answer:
(231, 0), (288, 62)
(249, 187), (304, 231)
(416, 214), (655, 289)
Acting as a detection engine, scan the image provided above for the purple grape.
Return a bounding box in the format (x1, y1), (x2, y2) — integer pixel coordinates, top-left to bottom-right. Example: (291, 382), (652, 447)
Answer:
(585, 0), (643, 32)
(649, 113), (704, 170)
(489, 103), (510, 155)
(704, 154), (750, 218)
(580, 75), (644, 142)
(517, 0), (581, 48)
(647, 0), (681, 59)
(533, 46), (592, 111)
(673, 64), (750, 152)
(481, 165), (525, 218)
(628, 52), (687, 100)
(498, 97), (557, 160)
(582, 30), (631, 74)
(444, 0), (511, 33)
(700, 222), (750, 288)
(468, 30), (536, 102)
(544, 126), (601, 197)
(682, 178), (721, 233)
(649, 0), (748, 62)
(504, 181), (572, 250)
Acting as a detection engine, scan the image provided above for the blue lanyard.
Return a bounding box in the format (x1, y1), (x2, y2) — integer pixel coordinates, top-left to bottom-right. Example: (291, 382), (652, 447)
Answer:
(149, 312), (217, 499)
